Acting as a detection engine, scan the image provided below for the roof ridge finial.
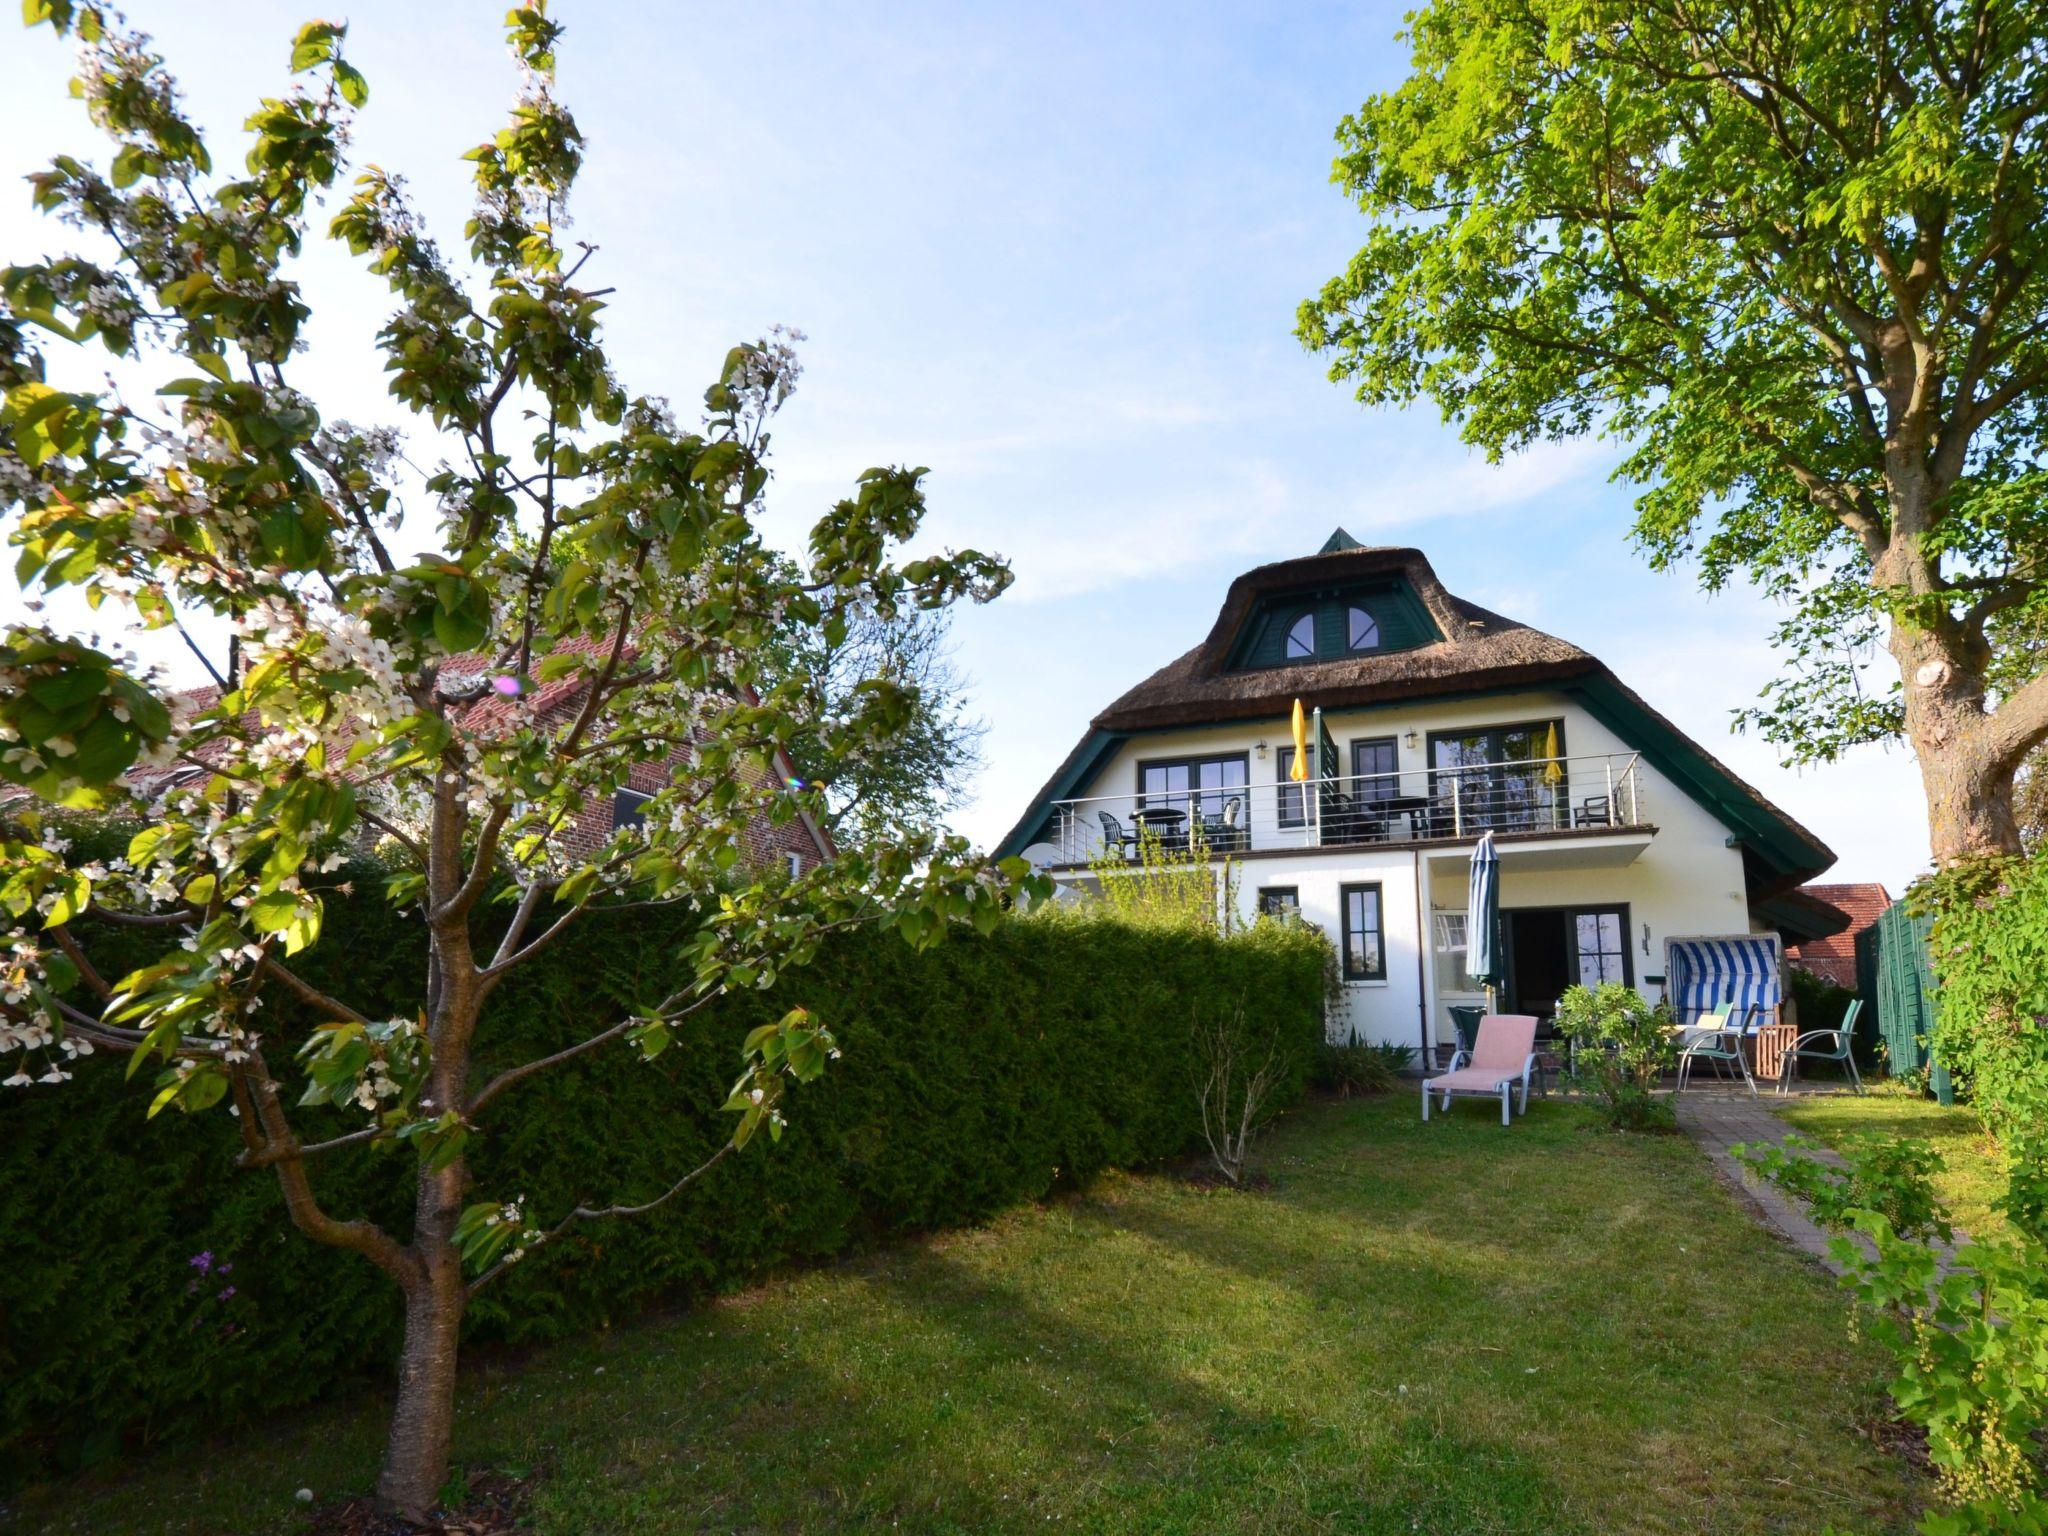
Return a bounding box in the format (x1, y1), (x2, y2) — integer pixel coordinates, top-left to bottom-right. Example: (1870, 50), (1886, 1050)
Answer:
(1318, 527), (1362, 555)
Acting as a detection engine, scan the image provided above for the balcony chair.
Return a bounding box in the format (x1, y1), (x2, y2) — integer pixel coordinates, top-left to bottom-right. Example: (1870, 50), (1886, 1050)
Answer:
(1097, 810), (1138, 861)
(1220, 794), (1244, 850)
(1776, 998), (1865, 1095)
(1674, 1003), (1757, 1096)
(1422, 1014), (1540, 1126)
(1196, 795), (1246, 852)
(1574, 794), (1612, 828)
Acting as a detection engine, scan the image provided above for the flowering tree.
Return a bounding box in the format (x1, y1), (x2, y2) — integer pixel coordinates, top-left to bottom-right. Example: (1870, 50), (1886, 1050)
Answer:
(0, 3), (1038, 1518)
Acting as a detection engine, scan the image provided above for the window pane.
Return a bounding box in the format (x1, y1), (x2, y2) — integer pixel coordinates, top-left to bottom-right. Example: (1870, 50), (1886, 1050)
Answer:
(1572, 910), (1626, 985)
(1348, 606), (1379, 650)
(1285, 613), (1315, 659)
(1342, 885), (1384, 979)
(1276, 748), (1304, 826)
(1352, 738), (1399, 802)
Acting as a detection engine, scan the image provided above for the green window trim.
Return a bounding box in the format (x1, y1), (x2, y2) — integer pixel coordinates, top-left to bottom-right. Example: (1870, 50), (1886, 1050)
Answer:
(1224, 579), (1441, 670)
(1340, 882), (1387, 982)
(1275, 746), (1307, 828)
(1284, 611), (1316, 660)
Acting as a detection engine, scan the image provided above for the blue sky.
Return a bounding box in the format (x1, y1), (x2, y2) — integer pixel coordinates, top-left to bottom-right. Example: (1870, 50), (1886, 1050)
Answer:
(0, 0), (1931, 891)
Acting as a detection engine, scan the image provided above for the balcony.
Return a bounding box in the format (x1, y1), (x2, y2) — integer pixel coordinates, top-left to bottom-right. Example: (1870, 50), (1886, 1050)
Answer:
(1036, 753), (1649, 867)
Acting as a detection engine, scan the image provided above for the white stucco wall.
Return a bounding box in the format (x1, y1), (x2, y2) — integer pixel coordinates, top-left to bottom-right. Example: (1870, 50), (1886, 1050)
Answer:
(1058, 687), (1763, 1054)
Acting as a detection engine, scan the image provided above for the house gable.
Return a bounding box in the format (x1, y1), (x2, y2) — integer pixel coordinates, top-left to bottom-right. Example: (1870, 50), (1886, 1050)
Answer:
(993, 535), (1834, 890)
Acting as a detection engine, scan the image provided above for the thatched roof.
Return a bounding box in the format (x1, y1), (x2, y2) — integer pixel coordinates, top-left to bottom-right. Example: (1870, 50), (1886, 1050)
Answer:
(1092, 544), (1594, 732)
(999, 539), (1835, 890)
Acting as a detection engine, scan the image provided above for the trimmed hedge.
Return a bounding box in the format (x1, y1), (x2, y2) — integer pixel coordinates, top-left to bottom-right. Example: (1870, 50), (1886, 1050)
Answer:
(0, 896), (1326, 1477)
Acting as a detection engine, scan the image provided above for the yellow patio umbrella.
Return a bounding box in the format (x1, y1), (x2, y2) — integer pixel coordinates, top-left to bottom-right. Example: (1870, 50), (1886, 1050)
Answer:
(1290, 699), (1310, 781)
(1542, 720), (1563, 785)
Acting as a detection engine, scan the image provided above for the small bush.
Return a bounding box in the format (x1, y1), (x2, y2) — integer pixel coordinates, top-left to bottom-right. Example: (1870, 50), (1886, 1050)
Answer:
(1190, 1002), (1287, 1185)
(1314, 1033), (1414, 1096)
(1743, 1134), (2048, 1532)
(1555, 982), (1677, 1132)
(1737, 1133), (1952, 1243)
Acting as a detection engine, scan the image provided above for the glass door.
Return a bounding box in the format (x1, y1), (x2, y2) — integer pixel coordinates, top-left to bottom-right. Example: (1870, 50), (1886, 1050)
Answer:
(1427, 721), (1565, 831)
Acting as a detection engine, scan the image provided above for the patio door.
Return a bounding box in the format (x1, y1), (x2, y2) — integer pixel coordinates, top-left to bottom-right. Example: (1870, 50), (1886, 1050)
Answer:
(1502, 903), (1632, 1021)
(1427, 721), (1566, 832)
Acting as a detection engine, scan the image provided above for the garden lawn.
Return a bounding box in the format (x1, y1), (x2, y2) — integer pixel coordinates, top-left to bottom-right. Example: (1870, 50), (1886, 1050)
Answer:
(1772, 1083), (2008, 1239)
(10, 1095), (1920, 1536)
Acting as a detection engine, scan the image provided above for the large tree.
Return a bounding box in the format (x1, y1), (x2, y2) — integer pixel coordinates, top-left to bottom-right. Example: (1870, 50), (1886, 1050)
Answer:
(1299, 0), (2048, 865)
(0, 3), (1036, 1519)
(772, 591), (989, 844)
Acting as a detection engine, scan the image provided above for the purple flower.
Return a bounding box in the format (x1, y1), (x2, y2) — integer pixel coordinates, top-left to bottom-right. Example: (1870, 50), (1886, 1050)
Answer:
(491, 674), (523, 696)
(216, 1285), (237, 1302)
(188, 1251), (214, 1274)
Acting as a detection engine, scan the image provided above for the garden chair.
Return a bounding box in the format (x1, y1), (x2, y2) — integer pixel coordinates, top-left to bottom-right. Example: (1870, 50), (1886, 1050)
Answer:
(1574, 794), (1612, 828)
(1217, 794), (1245, 851)
(1674, 1003), (1756, 1097)
(1776, 998), (1865, 1095)
(1097, 811), (1137, 861)
(1422, 1014), (1539, 1126)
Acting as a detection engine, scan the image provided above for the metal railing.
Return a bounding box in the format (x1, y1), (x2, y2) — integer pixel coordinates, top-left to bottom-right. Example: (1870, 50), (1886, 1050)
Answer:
(1036, 753), (1646, 865)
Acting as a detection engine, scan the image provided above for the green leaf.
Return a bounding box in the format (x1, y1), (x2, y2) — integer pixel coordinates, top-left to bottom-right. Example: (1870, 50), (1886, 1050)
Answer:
(333, 58), (369, 107)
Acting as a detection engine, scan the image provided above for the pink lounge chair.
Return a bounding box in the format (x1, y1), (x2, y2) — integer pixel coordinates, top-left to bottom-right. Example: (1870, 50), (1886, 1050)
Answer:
(1422, 1014), (1540, 1126)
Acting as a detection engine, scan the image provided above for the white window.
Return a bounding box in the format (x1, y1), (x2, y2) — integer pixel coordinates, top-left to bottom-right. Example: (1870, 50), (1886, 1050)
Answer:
(785, 851), (804, 878)
(1432, 911), (1469, 952)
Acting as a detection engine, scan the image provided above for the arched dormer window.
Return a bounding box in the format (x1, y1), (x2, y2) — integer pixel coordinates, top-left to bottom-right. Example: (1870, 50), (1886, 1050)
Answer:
(1284, 612), (1316, 660)
(1346, 605), (1380, 652)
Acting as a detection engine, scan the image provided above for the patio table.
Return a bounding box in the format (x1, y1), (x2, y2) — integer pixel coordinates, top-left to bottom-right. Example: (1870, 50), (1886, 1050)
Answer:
(1373, 794), (1437, 839)
(1133, 806), (1190, 846)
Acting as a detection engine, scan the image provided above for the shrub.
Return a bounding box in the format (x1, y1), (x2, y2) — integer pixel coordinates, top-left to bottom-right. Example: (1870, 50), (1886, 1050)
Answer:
(1923, 856), (2048, 1149)
(1314, 1033), (1414, 1096)
(1190, 1002), (1287, 1186)
(0, 896), (1327, 1480)
(1736, 1133), (1953, 1243)
(1742, 1135), (2048, 1534)
(1555, 982), (1677, 1132)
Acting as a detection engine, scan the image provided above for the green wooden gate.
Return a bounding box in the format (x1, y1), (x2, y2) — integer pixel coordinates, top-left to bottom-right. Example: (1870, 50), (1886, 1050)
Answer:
(1854, 901), (1952, 1102)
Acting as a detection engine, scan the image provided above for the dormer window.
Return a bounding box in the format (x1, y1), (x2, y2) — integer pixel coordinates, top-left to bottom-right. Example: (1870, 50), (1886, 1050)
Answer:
(1284, 612), (1316, 660)
(1346, 606), (1380, 652)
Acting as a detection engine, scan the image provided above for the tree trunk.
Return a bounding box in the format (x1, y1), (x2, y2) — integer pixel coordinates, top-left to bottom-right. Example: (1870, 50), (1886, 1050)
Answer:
(1893, 623), (2027, 865)
(375, 1221), (467, 1520)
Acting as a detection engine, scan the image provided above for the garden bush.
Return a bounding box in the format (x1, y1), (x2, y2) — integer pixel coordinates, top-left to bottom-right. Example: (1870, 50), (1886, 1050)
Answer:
(1924, 855), (2048, 1149)
(1555, 981), (1677, 1132)
(0, 885), (1326, 1480)
(1742, 1133), (2048, 1534)
(1313, 1032), (1414, 1096)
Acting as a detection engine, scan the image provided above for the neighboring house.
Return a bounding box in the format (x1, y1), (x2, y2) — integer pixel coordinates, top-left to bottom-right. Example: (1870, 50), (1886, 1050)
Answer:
(126, 660), (833, 877)
(1785, 882), (1892, 990)
(997, 532), (1838, 1057)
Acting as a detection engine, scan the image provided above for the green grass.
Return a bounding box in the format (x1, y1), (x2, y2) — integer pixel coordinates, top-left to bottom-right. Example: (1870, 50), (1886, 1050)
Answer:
(1772, 1083), (2009, 1239)
(11, 1095), (1921, 1536)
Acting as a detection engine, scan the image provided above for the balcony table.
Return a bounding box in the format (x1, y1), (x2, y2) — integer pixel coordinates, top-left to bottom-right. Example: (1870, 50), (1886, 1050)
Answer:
(1132, 806), (1190, 847)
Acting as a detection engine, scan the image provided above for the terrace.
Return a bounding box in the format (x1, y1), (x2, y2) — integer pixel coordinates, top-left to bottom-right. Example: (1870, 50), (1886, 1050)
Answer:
(1033, 751), (1652, 867)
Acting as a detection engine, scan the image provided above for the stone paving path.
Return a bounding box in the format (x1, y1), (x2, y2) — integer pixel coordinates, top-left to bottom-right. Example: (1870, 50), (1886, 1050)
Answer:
(1675, 1088), (1970, 1280)
(1674, 1090), (1861, 1274)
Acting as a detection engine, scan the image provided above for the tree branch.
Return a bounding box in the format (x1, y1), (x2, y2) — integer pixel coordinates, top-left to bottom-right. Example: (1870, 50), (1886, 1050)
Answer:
(466, 1142), (732, 1298)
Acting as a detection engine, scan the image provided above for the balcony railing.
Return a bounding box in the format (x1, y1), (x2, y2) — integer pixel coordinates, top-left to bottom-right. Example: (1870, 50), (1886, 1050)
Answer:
(1038, 753), (1646, 865)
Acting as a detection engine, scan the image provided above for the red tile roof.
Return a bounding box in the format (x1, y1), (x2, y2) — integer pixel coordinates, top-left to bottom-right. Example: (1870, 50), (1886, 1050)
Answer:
(1786, 881), (1892, 989)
